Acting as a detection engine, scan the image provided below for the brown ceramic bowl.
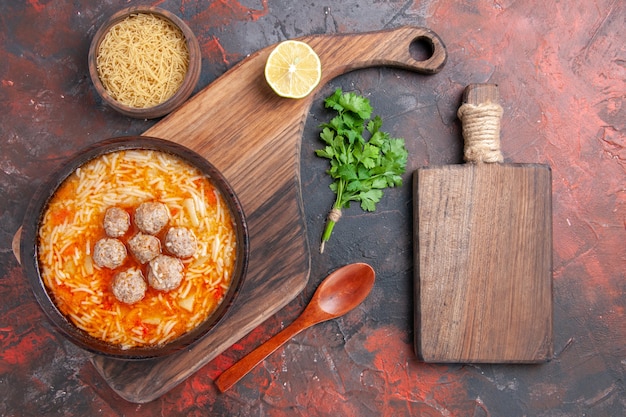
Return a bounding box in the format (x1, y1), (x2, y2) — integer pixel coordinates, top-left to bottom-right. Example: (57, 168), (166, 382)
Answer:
(19, 136), (249, 360)
(88, 7), (201, 119)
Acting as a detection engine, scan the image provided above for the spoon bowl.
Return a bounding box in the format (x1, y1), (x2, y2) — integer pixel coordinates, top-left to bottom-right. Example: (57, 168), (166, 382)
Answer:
(215, 262), (375, 392)
(312, 263), (375, 317)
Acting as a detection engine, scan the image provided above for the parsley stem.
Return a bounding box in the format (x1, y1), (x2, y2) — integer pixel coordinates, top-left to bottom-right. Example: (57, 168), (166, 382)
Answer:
(320, 219), (335, 253)
(320, 183), (344, 253)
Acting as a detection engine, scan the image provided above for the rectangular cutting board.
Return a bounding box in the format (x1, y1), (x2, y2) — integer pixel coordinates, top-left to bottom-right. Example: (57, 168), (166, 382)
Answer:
(414, 84), (553, 363)
(414, 164), (553, 362)
(90, 26), (447, 403)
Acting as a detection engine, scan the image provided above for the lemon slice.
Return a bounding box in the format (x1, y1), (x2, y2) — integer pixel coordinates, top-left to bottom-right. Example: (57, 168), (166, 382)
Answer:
(264, 40), (321, 99)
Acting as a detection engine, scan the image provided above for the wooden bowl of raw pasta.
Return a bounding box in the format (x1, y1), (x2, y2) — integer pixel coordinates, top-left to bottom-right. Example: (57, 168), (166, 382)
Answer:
(19, 136), (249, 360)
(88, 7), (201, 119)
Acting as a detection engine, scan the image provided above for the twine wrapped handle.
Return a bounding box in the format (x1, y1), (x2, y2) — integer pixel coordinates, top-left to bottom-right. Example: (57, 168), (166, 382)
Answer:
(457, 84), (504, 163)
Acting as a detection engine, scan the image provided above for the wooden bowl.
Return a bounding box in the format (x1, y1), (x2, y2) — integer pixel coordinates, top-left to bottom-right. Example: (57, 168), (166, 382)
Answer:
(19, 137), (249, 360)
(88, 7), (201, 119)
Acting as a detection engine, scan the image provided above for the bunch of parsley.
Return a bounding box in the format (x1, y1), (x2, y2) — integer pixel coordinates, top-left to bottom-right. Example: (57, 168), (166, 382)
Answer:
(316, 88), (408, 253)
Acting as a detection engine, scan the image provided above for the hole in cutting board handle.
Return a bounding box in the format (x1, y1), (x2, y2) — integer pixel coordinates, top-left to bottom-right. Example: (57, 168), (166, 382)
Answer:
(409, 36), (436, 62)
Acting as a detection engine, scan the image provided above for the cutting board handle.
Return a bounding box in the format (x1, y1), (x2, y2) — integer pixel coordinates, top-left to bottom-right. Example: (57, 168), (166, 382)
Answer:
(458, 84), (504, 163)
(303, 26), (447, 83)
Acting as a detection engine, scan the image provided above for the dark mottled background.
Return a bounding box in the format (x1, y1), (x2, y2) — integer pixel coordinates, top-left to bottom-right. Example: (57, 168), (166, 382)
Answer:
(1, 0), (624, 416)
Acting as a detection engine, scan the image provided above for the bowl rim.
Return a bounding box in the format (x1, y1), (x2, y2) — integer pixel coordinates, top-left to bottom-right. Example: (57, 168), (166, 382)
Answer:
(87, 6), (202, 119)
(20, 136), (249, 360)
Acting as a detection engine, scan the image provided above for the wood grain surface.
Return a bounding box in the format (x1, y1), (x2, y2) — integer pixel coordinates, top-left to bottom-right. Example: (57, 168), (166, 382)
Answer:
(90, 26), (447, 403)
(414, 84), (553, 363)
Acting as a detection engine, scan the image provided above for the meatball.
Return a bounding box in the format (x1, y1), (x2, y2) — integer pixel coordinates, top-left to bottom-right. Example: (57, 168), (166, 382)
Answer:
(164, 227), (197, 258)
(128, 232), (161, 264)
(103, 206), (130, 238)
(111, 268), (147, 304)
(147, 254), (184, 291)
(93, 238), (127, 269)
(134, 202), (169, 235)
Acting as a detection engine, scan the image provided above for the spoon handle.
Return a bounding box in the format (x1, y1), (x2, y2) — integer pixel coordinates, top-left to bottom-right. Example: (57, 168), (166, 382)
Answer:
(215, 315), (311, 392)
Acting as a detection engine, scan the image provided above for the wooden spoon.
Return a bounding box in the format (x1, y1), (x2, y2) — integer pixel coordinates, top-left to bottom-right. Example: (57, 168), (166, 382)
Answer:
(215, 262), (376, 392)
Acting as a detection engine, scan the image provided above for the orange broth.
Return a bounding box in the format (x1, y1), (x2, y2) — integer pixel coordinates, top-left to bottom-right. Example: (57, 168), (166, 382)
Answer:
(37, 149), (237, 349)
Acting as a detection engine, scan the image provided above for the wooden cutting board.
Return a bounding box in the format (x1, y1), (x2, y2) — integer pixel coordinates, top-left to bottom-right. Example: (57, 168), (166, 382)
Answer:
(89, 26), (447, 403)
(414, 84), (553, 363)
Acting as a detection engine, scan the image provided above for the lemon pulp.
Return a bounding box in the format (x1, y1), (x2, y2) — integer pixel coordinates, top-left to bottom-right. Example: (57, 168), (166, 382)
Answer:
(264, 40), (321, 99)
